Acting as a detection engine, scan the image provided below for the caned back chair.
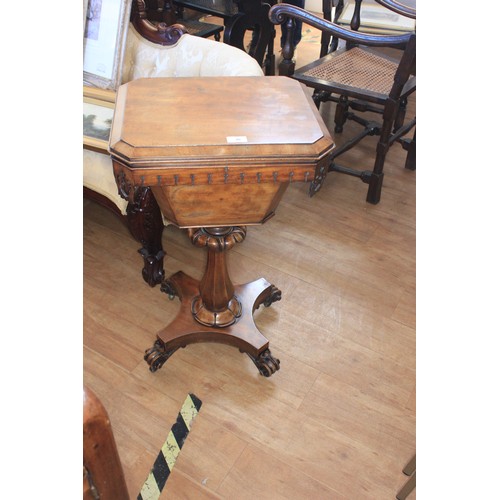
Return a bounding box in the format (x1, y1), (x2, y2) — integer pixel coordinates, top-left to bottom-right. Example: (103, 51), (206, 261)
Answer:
(269, 0), (415, 204)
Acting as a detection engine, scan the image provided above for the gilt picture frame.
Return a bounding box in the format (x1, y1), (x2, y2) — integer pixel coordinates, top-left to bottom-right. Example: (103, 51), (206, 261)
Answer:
(83, 0), (133, 91)
(83, 86), (116, 154)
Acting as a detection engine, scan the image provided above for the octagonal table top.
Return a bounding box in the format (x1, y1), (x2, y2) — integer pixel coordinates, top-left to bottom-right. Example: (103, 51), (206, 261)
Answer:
(109, 76), (334, 169)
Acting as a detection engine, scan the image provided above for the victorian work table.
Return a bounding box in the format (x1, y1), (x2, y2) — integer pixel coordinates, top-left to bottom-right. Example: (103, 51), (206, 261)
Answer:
(109, 76), (334, 377)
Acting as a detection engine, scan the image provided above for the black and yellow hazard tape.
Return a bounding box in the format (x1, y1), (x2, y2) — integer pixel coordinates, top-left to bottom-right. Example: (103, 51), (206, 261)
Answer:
(137, 393), (202, 500)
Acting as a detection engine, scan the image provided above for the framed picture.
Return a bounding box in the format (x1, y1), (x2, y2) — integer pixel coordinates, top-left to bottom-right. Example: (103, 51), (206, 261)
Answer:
(83, 86), (116, 154)
(83, 0), (133, 91)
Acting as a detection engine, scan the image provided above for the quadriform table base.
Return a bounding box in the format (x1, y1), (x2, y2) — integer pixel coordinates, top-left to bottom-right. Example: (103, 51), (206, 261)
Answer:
(109, 77), (334, 377)
(144, 226), (282, 376)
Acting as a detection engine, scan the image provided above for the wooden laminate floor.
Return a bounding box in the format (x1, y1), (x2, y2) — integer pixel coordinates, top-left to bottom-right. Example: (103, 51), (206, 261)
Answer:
(83, 26), (416, 499)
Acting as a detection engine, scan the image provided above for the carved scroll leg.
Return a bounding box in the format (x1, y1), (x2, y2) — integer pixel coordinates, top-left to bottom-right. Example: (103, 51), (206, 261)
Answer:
(247, 349), (280, 377)
(138, 247), (166, 287)
(144, 339), (180, 372)
(126, 187), (166, 287)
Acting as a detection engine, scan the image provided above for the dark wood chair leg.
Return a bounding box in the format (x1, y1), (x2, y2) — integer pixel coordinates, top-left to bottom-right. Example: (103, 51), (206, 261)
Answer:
(404, 130), (416, 171)
(396, 471), (416, 500)
(126, 186), (166, 287)
(263, 27), (276, 76)
(366, 135), (389, 205)
(334, 95), (349, 133)
(402, 454), (416, 476)
(394, 96), (408, 132)
(366, 105), (398, 204)
(366, 172), (384, 204)
(396, 454), (416, 499)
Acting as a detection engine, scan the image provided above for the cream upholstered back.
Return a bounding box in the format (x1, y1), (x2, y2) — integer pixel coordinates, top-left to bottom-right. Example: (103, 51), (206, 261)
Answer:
(84, 26), (264, 215)
(122, 25), (264, 80)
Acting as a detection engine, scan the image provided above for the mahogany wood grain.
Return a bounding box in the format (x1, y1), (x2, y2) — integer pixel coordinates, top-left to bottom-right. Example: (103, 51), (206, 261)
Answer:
(154, 271), (273, 354)
(150, 182), (289, 228)
(110, 77), (332, 168)
(126, 186), (166, 286)
(83, 386), (130, 500)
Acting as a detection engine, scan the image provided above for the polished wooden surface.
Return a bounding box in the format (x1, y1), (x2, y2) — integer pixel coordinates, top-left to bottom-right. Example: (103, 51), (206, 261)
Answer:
(84, 28), (415, 498)
(83, 386), (130, 499)
(110, 77), (332, 166)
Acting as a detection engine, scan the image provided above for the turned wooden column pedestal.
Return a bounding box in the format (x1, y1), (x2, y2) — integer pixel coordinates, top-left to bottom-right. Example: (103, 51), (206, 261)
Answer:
(145, 226), (282, 376)
(109, 76), (334, 377)
(190, 226), (246, 328)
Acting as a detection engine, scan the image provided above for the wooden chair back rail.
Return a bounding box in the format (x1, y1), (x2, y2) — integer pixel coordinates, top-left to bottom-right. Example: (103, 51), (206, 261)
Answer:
(348, 0), (362, 32)
(320, 0), (341, 55)
(269, 4), (412, 54)
(389, 33), (416, 100)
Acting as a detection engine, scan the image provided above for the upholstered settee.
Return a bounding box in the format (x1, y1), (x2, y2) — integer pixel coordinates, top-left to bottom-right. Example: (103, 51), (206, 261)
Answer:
(83, 17), (264, 286)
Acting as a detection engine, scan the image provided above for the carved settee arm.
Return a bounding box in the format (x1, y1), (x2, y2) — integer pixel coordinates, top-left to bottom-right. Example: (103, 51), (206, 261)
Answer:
(131, 0), (187, 45)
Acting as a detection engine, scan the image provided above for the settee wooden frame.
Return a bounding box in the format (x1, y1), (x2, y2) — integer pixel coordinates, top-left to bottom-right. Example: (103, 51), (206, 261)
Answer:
(83, 1), (189, 287)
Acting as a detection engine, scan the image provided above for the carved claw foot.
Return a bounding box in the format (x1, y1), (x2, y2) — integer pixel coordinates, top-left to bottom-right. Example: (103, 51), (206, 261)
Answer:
(144, 340), (178, 372)
(263, 285), (282, 308)
(160, 279), (178, 300)
(248, 349), (280, 377)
